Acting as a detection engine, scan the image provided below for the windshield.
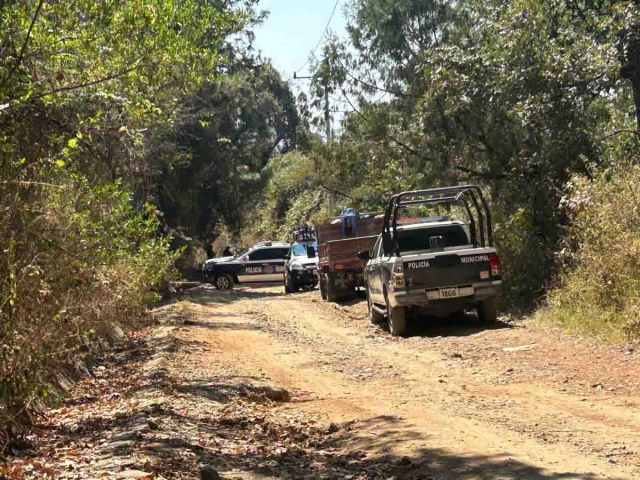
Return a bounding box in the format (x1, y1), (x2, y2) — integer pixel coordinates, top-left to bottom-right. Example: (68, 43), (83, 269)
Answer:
(235, 250), (249, 258)
(398, 225), (470, 253)
(292, 243), (317, 257)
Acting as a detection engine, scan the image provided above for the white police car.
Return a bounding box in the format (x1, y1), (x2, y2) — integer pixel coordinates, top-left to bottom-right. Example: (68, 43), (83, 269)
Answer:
(284, 242), (318, 293)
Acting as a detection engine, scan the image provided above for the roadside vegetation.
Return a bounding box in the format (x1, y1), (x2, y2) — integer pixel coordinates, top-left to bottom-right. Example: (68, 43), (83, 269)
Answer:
(0, 0), (298, 448)
(542, 161), (640, 342)
(2, 0), (640, 455)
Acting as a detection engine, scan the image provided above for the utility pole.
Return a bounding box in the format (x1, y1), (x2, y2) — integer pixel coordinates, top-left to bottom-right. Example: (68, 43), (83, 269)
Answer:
(324, 88), (335, 218)
(294, 71), (334, 218)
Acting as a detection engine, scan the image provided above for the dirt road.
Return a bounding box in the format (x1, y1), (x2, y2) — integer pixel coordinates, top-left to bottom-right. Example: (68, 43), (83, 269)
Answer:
(174, 285), (640, 480)
(13, 284), (640, 480)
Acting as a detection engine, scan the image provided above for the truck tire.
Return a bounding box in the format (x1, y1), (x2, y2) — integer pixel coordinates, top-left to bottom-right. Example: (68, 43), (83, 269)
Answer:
(214, 273), (234, 291)
(367, 287), (385, 324)
(284, 270), (297, 294)
(343, 284), (357, 302)
(385, 291), (406, 336)
(324, 272), (337, 303)
(319, 275), (327, 300)
(477, 297), (498, 324)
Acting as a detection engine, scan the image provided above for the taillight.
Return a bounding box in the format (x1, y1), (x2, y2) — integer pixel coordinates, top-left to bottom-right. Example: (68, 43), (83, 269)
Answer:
(390, 262), (405, 290)
(489, 252), (501, 277)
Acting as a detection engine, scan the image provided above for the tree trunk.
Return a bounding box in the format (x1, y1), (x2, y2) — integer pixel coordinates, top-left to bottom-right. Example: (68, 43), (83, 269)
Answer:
(633, 80), (640, 131)
(620, 18), (640, 130)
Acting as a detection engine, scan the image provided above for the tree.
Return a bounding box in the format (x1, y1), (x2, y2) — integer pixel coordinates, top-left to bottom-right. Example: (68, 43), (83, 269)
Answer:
(153, 63), (301, 240)
(0, 0), (261, 442)
(618, 3), (640, 128)
(0, 0), (256, 186)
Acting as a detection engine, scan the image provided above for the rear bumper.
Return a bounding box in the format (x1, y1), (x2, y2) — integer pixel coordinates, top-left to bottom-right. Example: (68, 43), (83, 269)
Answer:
(388, 281), (502, 308)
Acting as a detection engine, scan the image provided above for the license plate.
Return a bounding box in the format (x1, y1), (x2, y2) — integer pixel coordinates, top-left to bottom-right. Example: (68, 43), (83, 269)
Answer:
(439, 287), (459, 299)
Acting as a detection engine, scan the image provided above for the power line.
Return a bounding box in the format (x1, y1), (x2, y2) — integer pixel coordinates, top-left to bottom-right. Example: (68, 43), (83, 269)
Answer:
(293, 0), (341, 76)
(344, 69), (413, 98)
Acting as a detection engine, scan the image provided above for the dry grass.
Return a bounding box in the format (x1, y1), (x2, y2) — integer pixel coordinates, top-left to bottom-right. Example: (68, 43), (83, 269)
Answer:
(541, 163), (640, 342)
(0, 178), (177, 449)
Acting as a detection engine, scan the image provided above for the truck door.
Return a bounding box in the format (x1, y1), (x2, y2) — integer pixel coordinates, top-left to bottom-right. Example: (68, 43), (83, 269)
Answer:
(368, 237), (383, 303)
(238, 248), (273, 283)
(261, 247), (288, 282)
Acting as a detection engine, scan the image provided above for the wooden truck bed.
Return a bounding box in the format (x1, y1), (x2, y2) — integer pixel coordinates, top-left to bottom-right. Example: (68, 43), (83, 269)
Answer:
(318, 234), (379, 272)
(315, 217), (383, 245)
(315, 216), (383, 298)
(316, 216), (383, 273)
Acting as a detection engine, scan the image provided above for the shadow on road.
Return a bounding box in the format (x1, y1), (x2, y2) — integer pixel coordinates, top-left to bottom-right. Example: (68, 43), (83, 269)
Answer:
(404, 312), (513, 338)
(331, 292), (513, 339)
(186, 284), (284, 306)
(187, 319), (265, 331)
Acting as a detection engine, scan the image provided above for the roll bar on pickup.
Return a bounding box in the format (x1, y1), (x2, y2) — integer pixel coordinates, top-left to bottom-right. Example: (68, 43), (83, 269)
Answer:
(382, 185), (493, 256)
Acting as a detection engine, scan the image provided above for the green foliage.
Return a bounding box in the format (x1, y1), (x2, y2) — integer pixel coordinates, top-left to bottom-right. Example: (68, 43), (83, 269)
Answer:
(243, 152), (325, 243)
(493, 207), (551, 309)
(0, 0), (257, 441)
(0, 0), (254, 183)
(154, 64), (301, 239)
(543, 160), (640, 341)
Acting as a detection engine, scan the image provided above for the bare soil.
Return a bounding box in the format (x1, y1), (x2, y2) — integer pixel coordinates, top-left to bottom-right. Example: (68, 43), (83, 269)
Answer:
(5, 284), (639, 480)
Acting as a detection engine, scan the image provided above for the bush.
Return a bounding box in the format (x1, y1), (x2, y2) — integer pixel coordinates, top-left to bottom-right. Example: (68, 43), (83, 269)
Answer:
(541, 163), (640, 341)
(494, 207), (556, 310)
(0, 174), (177, 445)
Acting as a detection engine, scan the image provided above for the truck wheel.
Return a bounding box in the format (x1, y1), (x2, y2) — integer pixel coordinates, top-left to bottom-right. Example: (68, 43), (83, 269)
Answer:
(214, 273), (234, 291)
(385, 292), (406, 336)
(319, 275), (327, 300)
(324, 273), (337, 303)
(284, 271), (296, 294)
(477, 297), (498, 324)
(367, 288), (385, 324)
(343, 284), (357, 302)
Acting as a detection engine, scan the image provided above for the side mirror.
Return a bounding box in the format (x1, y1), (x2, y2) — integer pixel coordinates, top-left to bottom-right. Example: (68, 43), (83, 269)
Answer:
(284, 254), (291, 260)
(357, 250), (371, 261)
(306, 245), (316, 258)
(429, 235), (445, 251)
